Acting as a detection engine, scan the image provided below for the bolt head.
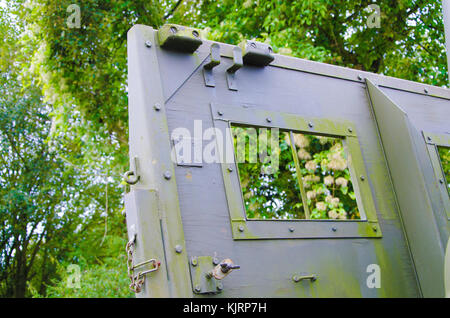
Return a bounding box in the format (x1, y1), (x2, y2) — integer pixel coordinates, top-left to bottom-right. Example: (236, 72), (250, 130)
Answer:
(424, 88), (428, 94)
(332, 227), (337, 232)
(348, 127), (353, 133)
(227, 166), (233, 172)
(154, 103), (161, 111)
(292, 275), (300, 282)
(308, 122), (314, 128)
(164, 171), (172, 180)
(175, 245), (183, 253)
(439, 179), (444, 184)
(191, 257), (198, 266)
(360, 175), (365, 181)
(289, 227), (295, 232)
(216, 283), (223, 291)
(170, 26), (178, 34)
(212, 257), (220, 265)
(194, 285), (201, 292)
(373, 226), (378, 232)
(238, 225), (244, 232)
(192, 30), (199, 38)
(218, 110), (223, 116)
(266, 117), (272, 123)
(145, 41), (152, 48)
(358, 75), (363, 81)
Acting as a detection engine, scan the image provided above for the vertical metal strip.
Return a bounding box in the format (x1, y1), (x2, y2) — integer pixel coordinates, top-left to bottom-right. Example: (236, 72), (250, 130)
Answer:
(127, 25), (192, 297)
(443, 0), (450, 85)
(289, 131), (311, 219)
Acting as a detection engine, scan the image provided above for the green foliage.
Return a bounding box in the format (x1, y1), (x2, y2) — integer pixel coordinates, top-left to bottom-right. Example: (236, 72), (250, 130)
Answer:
(171, 0), (447, 86)
(234, 128), (305, 219)
(438, 146), (450, 196)
(233, 128), (358, 220)
(42, 236), (133, 298)
(295, 134), (359, 220)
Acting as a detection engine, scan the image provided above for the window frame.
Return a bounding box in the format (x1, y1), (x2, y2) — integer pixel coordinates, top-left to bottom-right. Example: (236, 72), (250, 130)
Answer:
(423, 131), (450, 220)
(211, 103), (381, 239)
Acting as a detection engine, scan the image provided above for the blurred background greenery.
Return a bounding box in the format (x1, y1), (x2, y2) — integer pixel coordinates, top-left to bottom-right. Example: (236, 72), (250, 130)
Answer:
(0, 0), (448, 297)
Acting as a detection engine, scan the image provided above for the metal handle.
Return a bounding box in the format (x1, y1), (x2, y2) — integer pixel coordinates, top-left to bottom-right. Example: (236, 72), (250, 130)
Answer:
(133, 259), (161, 277)
(292, 274), (318, 283)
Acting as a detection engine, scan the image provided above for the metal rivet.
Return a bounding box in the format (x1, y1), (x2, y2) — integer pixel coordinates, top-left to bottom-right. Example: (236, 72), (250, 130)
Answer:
(175, 245), (183, 253)
(217, 283), (223, 291)
(164, 171), (172, 180)
(360, 175), (365, 181)
(192, 30), (199, 38)
(145, 41), (152, 48)
(170, 26), (177, 34)
(289, 227), (295, 232)
(424, 88), (428, 94)
(308, 122), (314, 128)
(348, 127), (353, 133)
(194, 285), (201, 292)
(212, 258), (220, 265)
(191, 257), (198, 266)
(238, 225), (244, 232)
(154, 103), (161, 111)
(266, 117), (272, 123)
(439, 179), (444, 184)
(218, 110), (223, 116)
(227, 167), (233, 172)
(357, 75), (363, 81)
(332, 227), (337, 232)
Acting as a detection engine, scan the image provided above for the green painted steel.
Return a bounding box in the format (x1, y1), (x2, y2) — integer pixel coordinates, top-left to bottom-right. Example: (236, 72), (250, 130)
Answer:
(366, 79), (446, 297)
(126, 23), (450, 298)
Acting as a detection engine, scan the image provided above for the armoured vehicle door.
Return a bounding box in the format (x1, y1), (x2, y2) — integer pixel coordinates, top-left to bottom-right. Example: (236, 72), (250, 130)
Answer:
(124, 24), (450, 297)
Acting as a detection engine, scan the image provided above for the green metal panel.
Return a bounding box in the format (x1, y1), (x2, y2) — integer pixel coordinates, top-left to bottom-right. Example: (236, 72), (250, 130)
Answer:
(127, 25), (192, 297)
(125, 24), (450, 298)
(210, 102), (381, 239)
(124, 189), (170, 296)
(366, 79), (445, 297)
(446, 238), (450, 298)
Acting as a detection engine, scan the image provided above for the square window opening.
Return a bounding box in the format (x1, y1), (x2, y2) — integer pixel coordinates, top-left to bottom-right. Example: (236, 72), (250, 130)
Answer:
(231, 124), (361, 221)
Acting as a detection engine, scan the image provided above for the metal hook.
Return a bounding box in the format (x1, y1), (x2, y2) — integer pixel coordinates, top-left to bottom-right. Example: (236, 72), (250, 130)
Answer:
(226, 46), (243, 91)
(123, 156), (140, 185)
(203, 43), (221, 87)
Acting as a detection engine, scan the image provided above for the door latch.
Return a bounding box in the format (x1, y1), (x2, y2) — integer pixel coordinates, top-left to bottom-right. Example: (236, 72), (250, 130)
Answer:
(189, 256), (240, 294)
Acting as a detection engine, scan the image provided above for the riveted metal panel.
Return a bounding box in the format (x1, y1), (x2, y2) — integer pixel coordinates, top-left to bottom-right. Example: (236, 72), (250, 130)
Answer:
(127, 25), (192, 297)
(366, 79), (446, 297)
(210, 102), (381, 239)
(125, 24), (450, 298)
